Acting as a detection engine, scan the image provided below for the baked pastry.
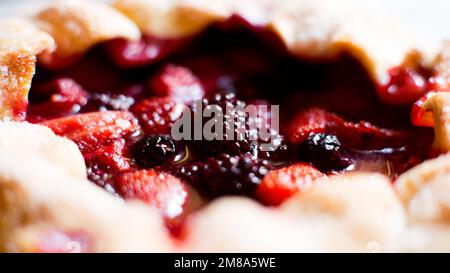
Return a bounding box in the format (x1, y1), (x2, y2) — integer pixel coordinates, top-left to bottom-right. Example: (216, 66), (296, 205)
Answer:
(0, 0), (449, 252)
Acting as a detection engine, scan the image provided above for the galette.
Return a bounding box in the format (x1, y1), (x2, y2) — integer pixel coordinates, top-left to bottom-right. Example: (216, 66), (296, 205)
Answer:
(0, 0), (449, 252)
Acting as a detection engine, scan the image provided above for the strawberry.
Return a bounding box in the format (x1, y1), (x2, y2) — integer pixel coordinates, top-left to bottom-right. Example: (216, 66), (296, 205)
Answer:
(114, 170), (188, 219)
(131, 97), (185, 135)
(31, 78), (88, 105)
(41, 111), (140, 186)
(40, 111), (139, 150)
(288, 107), (407, 150)
(333, 120), (405, 150)
(150, 64), (204, 102)
(256, 163), (324, 206)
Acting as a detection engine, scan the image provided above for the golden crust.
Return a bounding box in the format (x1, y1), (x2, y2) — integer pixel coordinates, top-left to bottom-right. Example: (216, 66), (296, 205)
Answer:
(401, 225), (450, 252)
(0, 122), (86, 179)
(0, 122), (172, 252)
(184, 173), (405, 252)
(395, 154), (450, 252)
(433, 42), (450, 91)
(181, 197), (307, 252)
(269, 0), (418, 82)
(423, 93), (450, 152)
(35, 0), (140, 60)
(113, 0), (449, 88)
(0, 19), (55, 121)
(417, 46), (450, 152)
(396, 154), (450, 225)
(113, 0), (227, 39)
(0, 52), (36, 120)
(0, 19), (55, 54)
(0, 0), (447, 118)
(113, 0), (420, 83)
(282, 173), (405, 252)
(184, 172), (450, 252)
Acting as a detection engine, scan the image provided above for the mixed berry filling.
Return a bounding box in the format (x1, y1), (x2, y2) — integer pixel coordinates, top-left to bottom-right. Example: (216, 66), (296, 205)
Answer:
(27, 19), (437, 231)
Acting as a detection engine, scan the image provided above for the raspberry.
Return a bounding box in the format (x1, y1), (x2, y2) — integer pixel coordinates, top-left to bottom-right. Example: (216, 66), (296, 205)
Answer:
(28, 78), (89, 122)
(114, 170), (188, 219)
(29, 78), (87, 104)
(131, 97), (185, 135)
(83, 93), (135, 112)
(150, 64), (204, 102)
(169, 153), (274, 197)
(377, 66), (429, 105)
(256, 163), (324, 206)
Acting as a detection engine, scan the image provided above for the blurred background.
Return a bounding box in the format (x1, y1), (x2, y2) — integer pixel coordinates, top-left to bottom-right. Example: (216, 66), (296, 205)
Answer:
(0, 0), (448, 49)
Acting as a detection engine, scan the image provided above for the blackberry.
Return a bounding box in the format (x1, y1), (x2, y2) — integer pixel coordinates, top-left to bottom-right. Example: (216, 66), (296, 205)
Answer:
(132, 135), (184, 168)
(257, 135), (293, 163)
(298, 133), (353, 173)
(169, 153), (274, 197)
(189, 93), (279, 159)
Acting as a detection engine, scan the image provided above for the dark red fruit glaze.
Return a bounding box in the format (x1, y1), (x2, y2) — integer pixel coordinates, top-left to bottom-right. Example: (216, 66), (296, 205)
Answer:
(104, 36), (188, 69)
(28, 78), (89, 123)
(27, 18), (437, 222)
